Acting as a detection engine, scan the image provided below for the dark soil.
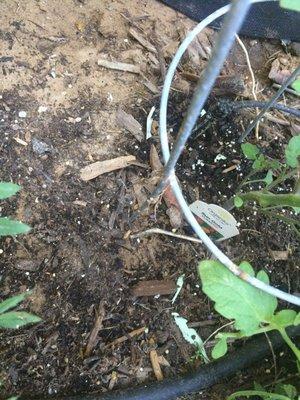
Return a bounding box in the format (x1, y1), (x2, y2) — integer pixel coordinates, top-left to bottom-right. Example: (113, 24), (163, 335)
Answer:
(0, 1), (299, 399)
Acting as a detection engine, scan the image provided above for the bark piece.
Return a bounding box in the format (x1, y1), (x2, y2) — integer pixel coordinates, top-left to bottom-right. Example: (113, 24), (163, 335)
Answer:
(270, 250), (289, 261)
(84, 301), (105, 357)
(150, 349), (164, 381)
(132, 280), (177, 297)
(97, 59), (140, 74)
(129, 27), (157, 53)
(116, 109), (143, 142)
(80, 155), (136, 181)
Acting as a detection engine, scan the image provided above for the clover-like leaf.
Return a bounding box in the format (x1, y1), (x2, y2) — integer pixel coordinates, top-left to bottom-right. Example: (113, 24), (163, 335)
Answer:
(291, 79), (300, 93)
(0, 182), (21, 200)
(198, 260), (278, 335)
(0, 218), (31, 236)
(285, 135), (300, 167)
(211, 337), (228, 359)
(234, 196), (243, 208)
(241, 143), (260, 160)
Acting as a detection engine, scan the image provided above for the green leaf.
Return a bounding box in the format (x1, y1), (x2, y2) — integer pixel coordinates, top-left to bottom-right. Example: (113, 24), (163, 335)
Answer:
(241, 143), (260, 160)
(240, 261), (255, 277)
(0, 311), (41, 329)
(252, 154), (267, 171)
(212, 338), (228, 359)
(285, 135), (300, 167)
(0, 182), (21, 200)
(271, 310), (297, 327)
(7, 397), (19, 400)
(263, 170), (273, 185)
(0, 218), (31, 236)
(294, 312), (300, 326)
(198, 260), (278, 335)
(234, 196), (244, 208)
(275, 384), (298, 400)
(280, 0), (300, 12)
(291, 79), (300, 93)
(257, 270), (270, 284)
(0, 292), (31, 314)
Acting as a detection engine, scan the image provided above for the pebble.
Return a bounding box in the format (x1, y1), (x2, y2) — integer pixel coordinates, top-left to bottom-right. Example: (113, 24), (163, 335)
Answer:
(32, 137), (52, 155)
(38, 105), (48, 113)
(18, 111), (27, 118)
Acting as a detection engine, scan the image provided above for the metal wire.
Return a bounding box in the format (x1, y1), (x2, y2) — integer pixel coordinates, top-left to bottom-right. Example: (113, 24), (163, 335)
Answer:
(157, 0), (300, 306)
(221, 99), (300, 118)
(239, 65), (300, 142)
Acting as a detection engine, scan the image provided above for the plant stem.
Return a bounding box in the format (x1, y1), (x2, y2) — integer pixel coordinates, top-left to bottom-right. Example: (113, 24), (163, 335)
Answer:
(227, 390), (291, 400)
(279, 328), (300, 363)
(266, 168), (297, 191)
(239, 191), (300, 208)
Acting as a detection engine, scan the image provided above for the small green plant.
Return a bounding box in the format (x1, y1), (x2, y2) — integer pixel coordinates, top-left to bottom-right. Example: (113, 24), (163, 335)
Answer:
(0, 291), (41, 329)
(198, 260), (300, 362)
(234, 136), (300, 236)
(0, 182), (30, 236)
(227, 383), (298, 400)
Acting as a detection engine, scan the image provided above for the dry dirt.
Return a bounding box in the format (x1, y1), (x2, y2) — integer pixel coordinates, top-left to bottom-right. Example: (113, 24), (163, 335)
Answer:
(0, 0), (299, 399)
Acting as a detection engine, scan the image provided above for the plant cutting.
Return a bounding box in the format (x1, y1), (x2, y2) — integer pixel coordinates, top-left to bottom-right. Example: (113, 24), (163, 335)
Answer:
(234, 135), (300, 236)
(198, 260), (300, 362)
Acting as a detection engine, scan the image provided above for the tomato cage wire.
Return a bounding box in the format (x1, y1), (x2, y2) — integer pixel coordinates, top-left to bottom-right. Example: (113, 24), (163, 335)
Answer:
(153, 0), (300, 306)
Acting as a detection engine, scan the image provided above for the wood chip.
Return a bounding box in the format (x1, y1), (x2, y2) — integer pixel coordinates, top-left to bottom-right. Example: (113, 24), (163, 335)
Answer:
(150, 349), (164, 381)
(73, 200), (87, 207)
(80, 155), (136, 181)
(97, 59), (140, 74)
(149, 145), (183, 227)
(14, 137), (28, 146)
(116, 109), (143, 142)
(84, 301), (105, 357)
(129, 27), (157, 53)
(142, 79), (159, 94)
(270, 250), (289, 261)
(105, 327), (146, 349)
(222, 165), (237, 174)
(132, 280), (177, 297)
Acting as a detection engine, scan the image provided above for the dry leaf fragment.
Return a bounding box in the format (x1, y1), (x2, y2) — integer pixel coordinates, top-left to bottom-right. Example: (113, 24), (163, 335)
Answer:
(97, 59), (140, 74)
(80, 155), (136, 181)
(129, 27), (157, 53)
(116, 109), (143, 142)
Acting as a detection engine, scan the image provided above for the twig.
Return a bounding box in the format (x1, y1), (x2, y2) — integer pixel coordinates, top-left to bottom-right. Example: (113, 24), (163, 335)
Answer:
(97, 59), (140, 74)
(131, 228), (203, 245)
(104, 327), (146, 349)
(235, 34), (260, 139)
(84, 301), (105, 357)
(240, 65), (300, 142)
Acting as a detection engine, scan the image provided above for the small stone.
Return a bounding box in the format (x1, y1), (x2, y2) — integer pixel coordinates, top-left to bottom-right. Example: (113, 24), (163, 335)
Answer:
(18, 111), (27, 118)
(38, 105), (48, 113)
(32, 138), (52, 155)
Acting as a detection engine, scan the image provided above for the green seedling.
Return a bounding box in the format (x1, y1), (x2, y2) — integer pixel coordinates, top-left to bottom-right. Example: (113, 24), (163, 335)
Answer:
(0, 291), (41, 329)
(234, 136), (300, 236)
(198, 260), (300, 363)
(0, 182), (30, 236)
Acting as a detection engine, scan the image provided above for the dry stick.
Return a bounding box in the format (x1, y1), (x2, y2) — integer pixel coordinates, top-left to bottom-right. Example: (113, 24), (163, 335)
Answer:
(131, 228), (203, 244)
(235, 34), (260, 139)
(104, 327), (146, 349)
(84, 301), (105, 357)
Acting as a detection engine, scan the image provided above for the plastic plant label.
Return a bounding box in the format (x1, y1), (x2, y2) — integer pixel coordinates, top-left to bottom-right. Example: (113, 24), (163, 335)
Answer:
(189, 200), (239, 241)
